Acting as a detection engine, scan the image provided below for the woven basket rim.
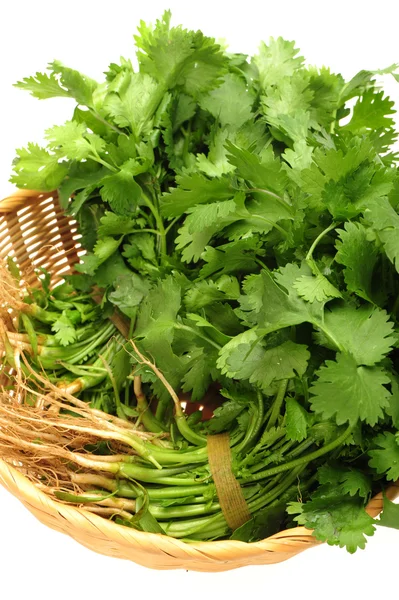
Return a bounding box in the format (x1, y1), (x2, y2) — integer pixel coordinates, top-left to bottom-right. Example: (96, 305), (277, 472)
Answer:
(1, 189), (399, 570)
(0, 458), (319, 551)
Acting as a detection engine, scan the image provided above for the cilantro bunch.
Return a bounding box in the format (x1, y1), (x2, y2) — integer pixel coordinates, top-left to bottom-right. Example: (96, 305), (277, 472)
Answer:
(8, 10), (399, 550)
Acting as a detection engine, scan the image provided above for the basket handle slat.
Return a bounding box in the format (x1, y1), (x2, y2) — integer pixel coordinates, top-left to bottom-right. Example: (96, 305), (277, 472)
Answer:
(0, 190), (55, 214)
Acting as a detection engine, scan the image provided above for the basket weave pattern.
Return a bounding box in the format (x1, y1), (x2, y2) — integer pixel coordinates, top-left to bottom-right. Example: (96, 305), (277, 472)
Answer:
(0, 190), (398, 571)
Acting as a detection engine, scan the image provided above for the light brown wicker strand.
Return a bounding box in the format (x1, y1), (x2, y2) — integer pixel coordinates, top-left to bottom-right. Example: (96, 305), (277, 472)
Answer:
(0, 192), (80, 286)
(0, 460), (398, 571)
(0, 189), (398, 572)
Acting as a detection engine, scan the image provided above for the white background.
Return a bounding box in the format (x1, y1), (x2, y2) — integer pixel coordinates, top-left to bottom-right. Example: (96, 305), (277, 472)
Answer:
(1, 1), (399, 598)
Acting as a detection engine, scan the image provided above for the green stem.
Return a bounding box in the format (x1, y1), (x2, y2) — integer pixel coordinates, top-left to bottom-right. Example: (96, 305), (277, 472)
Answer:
(144, 443), (208, 465)
(150, 502), (220, 520)
(238, 427), (286, 467)
(330, 82), (349, 133)
(174, 413), (207, 447)
(118, 463), (192, 483)
(254, 258), (271, 271)
(247, 440), (296, 474)
(306, 222), (338, 262)
(147, 485), (212, 500)
(141, 190), (167, 259)
(130, 229), (162, 236)
(182, 121), (192, 168)
(246, 187), (292, 212)
(137, 398), (165, 434)
(249, 465), (305, 512)
(173, 323), (222, 350)
(88, 108), (127, 136)
(233, 390), (264, 453)
(155, 396), (171, 422)
(88, 153), (118, 173)
(314, 321), (345, 353)
(266, 380), (288, 431)
(240, 424), (354, 483)
(251, 214), (289, 238)
(165, 217), (181, 235)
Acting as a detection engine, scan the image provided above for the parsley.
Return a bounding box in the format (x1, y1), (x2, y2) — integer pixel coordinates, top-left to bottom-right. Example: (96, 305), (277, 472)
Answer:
(9, 11), (399, 550)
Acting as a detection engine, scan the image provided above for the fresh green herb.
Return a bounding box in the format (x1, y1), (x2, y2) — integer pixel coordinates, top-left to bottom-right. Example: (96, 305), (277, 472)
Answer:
(5, 10), (399, 550)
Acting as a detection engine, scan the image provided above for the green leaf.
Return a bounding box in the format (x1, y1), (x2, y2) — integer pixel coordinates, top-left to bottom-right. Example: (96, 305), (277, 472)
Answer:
(99, 160), (143, 215)
(110, 346), (132, 389)
(204, 302), (244, 337)
(104, 72), (159, 137)
(185, 199), (240, 235)
(185, 313), (230, 346)
(230, 505), (285, 542)
(200, 73), (254, 128)
(45, 120), (106, 161)
(335, 222), (379, 303)
(181, 346), (215, 401)
(135, 276), (181, 342)
(340, 69), (375, 103)
(320, 305), (395, 366)
(205, 386), (252, 433)
(175, 198), (239, 262)
(310, 353), (391, 426)
(93, 236), (123, 262)
(217, 329), (266, 380)
(283, 139), (313, 171)
(386, 375), (399, 429)
(307, 66), (345, 128)
(173, 93), (196, 131)
(108, 273), (150, 319)
(74, 254), (102, 276)
(364, 197), (399, 273)
(254, 37), (304, 89)
(98, 212), (136, 237)
(251, 340), (310, 391)
(160, 173), (233, 218)
(199, 238), (261, 279)
(134, 10), (227, 95)
(218, 331), (309, 391)
(49, 60), (98, 106)
(299, 137), (374, 210)
(51, 312), (77, 346)
(285, 397), (309, 442)
(317, 465), (372, 499)
(378, 495), (399, 530)
(122, 236), (158, 278)
(184, 280), (229, 311)
(320, 163), (394, 220)
(58, 162), (106, 209)
(94, 252), (132, 287)
(196, 127), (236, 178)
(289, 494), (375, 553)
(293, 273), (341, 303)
(261, 74), (313, 142)
(343, 90), (396, 133)
(14, 71), (71, 99)
(238, 264), (325, 333)
(226, 142), (289, 196)
(10, 143), (68, 191)
(369, 432), (399, 481)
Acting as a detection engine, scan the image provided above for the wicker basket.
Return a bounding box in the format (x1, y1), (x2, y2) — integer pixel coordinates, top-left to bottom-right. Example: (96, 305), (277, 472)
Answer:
(0, 189), (398, 572)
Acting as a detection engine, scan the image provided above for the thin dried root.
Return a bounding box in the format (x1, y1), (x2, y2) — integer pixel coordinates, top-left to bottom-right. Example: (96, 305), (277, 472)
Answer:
(127, 341), (182, 413)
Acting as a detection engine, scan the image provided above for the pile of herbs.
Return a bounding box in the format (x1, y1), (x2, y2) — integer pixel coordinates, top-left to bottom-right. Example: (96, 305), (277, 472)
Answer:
(5, 10), (399, 550)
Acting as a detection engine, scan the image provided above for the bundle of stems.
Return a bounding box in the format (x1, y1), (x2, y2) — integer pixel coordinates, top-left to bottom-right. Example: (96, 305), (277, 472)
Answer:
(0, 338), (353, 541)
